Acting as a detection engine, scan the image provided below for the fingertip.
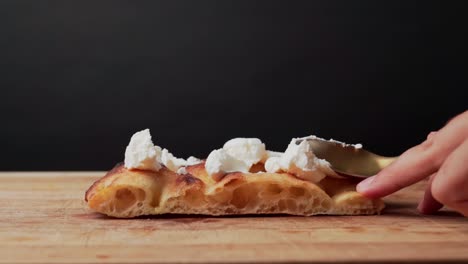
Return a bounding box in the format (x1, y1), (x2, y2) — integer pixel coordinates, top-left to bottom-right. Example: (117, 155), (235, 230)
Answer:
(356, 176), (374, 192)
(356, 176), (383, 198)
(356, 173), (400, 198)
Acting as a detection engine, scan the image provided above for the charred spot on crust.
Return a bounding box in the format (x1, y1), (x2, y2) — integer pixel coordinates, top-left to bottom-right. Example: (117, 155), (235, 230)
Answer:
(177, 173), (202, 185)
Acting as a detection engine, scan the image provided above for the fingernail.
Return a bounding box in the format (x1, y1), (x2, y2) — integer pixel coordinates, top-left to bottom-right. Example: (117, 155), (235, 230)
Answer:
(357, 176), (375, 192)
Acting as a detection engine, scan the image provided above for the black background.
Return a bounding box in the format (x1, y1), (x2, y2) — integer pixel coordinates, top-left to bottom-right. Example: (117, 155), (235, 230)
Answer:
(1, 1), (467, 171)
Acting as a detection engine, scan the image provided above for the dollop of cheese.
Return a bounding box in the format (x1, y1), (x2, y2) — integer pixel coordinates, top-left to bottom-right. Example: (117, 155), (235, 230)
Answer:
(177, 167), (188, 174)
(124, 129), (162, 171)
(222, 138), (266, 167)
(205, 138), (267, 175)
(161, 149), (188, 172)
(186, 156), (202, 165)
(124, 129), (202, 173)
(124, 130), (342, 183)
(264, 139), (335, 182)
(264, 156), (281, 173)
(161, 150), (202, 172)
(261, 150), (283, 163)
(205, 149), (250, 175)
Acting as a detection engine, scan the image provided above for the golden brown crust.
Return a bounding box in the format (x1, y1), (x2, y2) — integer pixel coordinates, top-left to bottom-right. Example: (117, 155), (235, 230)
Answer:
(85, 163), (384, 218)
(85, 162), (124, 202)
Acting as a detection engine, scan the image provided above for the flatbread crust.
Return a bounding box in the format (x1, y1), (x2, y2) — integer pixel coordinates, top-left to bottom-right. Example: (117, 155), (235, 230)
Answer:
(85, 162), (384, 218)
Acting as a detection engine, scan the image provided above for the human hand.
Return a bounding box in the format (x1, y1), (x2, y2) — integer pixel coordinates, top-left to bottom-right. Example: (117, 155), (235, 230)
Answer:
(357, 110), (468, 216)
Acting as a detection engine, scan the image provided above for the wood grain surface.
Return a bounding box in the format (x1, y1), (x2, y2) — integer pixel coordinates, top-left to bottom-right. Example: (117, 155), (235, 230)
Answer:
(0, 172), (467, 264)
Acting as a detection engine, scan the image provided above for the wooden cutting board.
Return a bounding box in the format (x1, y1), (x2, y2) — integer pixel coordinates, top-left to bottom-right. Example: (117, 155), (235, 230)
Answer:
(1, 172), (467, 263)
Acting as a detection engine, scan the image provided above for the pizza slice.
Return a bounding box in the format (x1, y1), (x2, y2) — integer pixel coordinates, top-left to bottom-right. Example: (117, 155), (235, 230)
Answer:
(85, 129), (384, 218)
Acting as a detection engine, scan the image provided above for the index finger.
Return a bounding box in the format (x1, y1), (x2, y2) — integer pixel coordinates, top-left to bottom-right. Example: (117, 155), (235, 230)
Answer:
(357, 111), (468, 198)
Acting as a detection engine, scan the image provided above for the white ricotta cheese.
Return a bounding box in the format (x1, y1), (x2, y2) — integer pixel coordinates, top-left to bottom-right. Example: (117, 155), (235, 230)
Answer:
(124, 129), (162, 171)
(222, 138), (266, 167)
(205, 148), (250, 175)
(264, 139), (335, 182)
(124, 129), (202, 173)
